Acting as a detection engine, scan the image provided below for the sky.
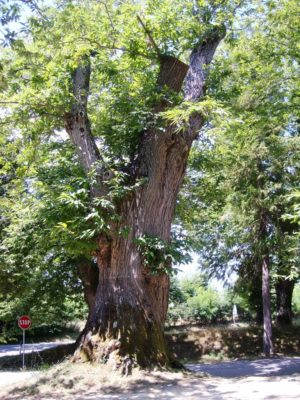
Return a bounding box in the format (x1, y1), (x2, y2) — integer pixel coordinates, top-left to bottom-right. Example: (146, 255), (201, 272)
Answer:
(177, 251), (237, 292)
(176, 251), (199, 279)
(176, 253), (227, 292)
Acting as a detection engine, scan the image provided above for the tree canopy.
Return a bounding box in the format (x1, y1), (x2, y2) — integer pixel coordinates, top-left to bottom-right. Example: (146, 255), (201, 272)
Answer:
(0, 0), (299, 364)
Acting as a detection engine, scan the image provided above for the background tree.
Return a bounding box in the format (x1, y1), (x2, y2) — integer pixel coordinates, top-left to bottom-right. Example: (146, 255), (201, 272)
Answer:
(176, 0), (300, 354)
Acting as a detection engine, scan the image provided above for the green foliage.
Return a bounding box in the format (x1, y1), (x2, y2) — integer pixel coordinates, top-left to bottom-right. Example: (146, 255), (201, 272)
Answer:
(0, 0), (299, 340)
(0, 0), (242, 342)
(160, 98), (224, 132)
(180, 273), (209, 296)
(0, 0), (246, 161)
(136, 233), (192, 275)
(185, 286), (228, 323)
(168, 274), (242, 324)
(169, 276), (186, 304)
(176, 0), (300, 306)
(0, 141), (91, 342)
(284, 191), (300, 227)
(292, 284), (300, 316)
(0, 200), (88, 342)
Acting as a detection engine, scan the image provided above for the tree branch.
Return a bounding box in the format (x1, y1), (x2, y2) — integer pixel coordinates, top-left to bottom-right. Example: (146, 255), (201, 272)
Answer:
(97, 1), (117, 35)
(157, 56), (189, 93)
(20, 0), (49, 21)
(137, 15), (161, 59)
(184, 25), (226, 101)
(182, 25), (226, 141)
(64, 57), (106, 197)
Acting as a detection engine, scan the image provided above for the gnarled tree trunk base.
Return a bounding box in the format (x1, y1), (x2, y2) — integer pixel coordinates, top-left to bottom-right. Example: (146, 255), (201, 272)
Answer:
(72, 290), (176, 373)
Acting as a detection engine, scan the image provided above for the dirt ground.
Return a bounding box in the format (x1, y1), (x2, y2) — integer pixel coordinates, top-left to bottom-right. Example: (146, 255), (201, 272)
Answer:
(1, 359), (300, 400)
(166, 323), (300, 361)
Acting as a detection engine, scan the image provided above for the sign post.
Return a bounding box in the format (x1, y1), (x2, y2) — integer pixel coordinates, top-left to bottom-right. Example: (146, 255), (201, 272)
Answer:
(18, 316), (31, 370)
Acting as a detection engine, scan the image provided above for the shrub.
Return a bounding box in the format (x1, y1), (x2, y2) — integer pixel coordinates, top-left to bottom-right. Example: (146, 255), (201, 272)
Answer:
(168, 274), (234, 325)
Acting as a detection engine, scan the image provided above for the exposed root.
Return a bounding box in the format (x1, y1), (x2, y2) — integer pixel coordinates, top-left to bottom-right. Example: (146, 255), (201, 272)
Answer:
(72, 336), (136, 375)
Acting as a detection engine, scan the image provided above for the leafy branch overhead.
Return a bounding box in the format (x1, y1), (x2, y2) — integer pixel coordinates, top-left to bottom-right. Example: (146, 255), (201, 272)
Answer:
(160, 98), (226, 132)
(136, 233), (192, 275)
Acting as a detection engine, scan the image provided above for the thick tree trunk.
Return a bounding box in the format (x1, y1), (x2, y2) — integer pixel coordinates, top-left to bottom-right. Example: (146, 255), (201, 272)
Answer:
(257, 171), (274, 356)
(67, 25), (225, 370)
(77, 260), (99, 320)
(77, 241), (171, 369)
(275, 278), (295, 326)
(74, 123), (192, 369)
(262, 254), (274, 356)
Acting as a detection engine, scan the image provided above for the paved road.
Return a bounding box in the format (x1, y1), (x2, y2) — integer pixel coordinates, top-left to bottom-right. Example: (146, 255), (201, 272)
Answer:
(0, 341), (74, 358)
(0, 341), (73, 389)
(186, 357), (300, 377)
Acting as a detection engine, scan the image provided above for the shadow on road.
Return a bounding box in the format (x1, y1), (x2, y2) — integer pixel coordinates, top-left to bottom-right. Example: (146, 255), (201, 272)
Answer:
(186, 357), (300, 378)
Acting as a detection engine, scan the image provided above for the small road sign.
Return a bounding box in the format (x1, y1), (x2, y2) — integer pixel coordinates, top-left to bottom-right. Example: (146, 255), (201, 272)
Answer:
(18, 315), (31, 369)
(18, 316), (31, 330)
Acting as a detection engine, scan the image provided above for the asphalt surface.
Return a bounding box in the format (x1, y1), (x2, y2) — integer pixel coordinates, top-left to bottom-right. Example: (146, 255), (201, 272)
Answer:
(0, 341), (73, 389)
(186, 356), (300, 377)
(0, 341), (73, 357)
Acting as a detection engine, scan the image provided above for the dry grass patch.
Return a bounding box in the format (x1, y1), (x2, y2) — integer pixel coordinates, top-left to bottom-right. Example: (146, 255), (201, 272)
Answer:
(0, 360), (199, 400)
(1, 361), (300, 400)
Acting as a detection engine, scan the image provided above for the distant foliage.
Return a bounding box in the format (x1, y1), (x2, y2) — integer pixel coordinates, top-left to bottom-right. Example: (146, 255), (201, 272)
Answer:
(175, 0), (300, 313)
(292, 284), (300, 316)
(168, 274), (249, 325)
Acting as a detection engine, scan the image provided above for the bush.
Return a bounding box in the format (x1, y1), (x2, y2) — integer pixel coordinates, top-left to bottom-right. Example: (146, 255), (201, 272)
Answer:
(168, 274), (235, 325)
(186, 287), (231, 323)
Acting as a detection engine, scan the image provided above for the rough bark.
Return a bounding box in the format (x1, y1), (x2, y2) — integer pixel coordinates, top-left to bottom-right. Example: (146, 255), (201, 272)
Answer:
(275, 278), (295, 326)
(275, 219), (298, 326)
(262, 254), (274, 356)
(157, 55), (189, 93)
(184, 25), (226, 101)
(67, 27), (225, 370)
(64, 58), (107, 197)
(77, 260), (99, 319)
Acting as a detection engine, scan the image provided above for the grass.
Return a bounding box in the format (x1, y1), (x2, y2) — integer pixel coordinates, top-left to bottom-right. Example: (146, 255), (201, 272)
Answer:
(0, 360), (198, 400)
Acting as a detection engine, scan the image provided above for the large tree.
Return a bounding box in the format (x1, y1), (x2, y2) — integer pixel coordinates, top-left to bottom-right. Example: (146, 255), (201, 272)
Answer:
(0, 0), (243, 368)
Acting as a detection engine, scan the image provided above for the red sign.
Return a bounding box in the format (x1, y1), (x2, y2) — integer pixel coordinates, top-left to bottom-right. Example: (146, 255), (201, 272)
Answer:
(18, 316), (31, 330)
